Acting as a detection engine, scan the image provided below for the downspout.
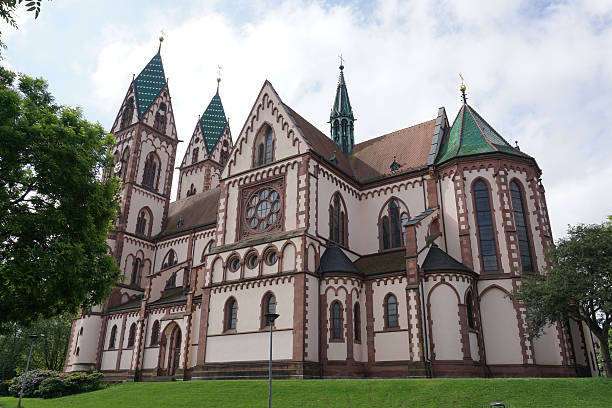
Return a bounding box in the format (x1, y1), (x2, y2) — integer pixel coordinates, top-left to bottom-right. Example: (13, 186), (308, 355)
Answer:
(421, 176), (427, 210)
(437, 175), (448, 252)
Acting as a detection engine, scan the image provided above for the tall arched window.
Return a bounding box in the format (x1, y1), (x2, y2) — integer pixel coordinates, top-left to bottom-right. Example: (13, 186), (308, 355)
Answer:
(331, 301), (343, 340)
(121, 97), (134, 129)
(466, 292), (475, 330)
(135, 208), (151, 236)
(142, 152), (161, 191)
(261, 293), (277, 328)
(354, 303), (361, 342)
(162, 249), (177, 269)
(192, 147), (199, 164)
(153, 103), (167, 133)
(150, 320), (160, 345)
(380, 200), (407, 250)
(130, 258), (141, 286)
(127, 323), (136, 347)
(224, 298), (237, 331)
(385, 294), (399, 329)
(254, 125), (274, 167)
(329, 193), (346, 246)
(510, 181), (534, 273)
(109, 325), (117, 349)
(119, 147), (130, 181)
(473, 180), (499, 271)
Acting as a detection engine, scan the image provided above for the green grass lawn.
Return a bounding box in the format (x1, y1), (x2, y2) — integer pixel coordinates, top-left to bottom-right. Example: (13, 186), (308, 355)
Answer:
(0, 378), (610, 408)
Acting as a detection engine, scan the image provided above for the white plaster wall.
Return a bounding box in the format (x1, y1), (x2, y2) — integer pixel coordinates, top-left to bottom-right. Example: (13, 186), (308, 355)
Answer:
(324, 282), (348, 361)
(179, 166), (205, 199)
(532, 324), (562, 365)
(440, 176), (460, 261)
(206, 331), (293, 362)
(120, 348), (132, 370)
(68, 315), (102, 366)
(155, 238), (189, 272)
(375, 331), (410, 361)
(137, 135), (172, 194)
(428, 283), (462, 361)
(304, 275), (319, 362)
(284, 167), (298, 231)
(223, 187), (239, 245)
(142, 347), (159, 370)
(479, 286), (523, 364)
(192, 233), (215, 268)
(371, 278), (407, 332)
(469, 331), (479, 361)
(101, 350), (118, 371)
(126, 189), (166, 236)
(281, 243), (296, 272)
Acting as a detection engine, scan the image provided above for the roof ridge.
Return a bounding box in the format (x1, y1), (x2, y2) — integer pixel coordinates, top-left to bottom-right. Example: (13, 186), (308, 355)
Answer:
(453, 105), (465, 157)
(352, 118), (437, 149)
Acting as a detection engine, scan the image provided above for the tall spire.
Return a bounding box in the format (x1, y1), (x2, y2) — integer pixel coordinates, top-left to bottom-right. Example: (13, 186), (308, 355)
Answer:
(133, 46), (167, 118)
(330, 58), (355, 154)
(199, 82), (228, 154)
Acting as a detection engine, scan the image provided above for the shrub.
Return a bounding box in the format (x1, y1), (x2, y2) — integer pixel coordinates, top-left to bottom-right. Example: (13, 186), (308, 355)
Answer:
(0, 380), (11, 396)
(36, 377), (68, 399)
(8, 370), (58, 398)
(36, 371), (104, 399)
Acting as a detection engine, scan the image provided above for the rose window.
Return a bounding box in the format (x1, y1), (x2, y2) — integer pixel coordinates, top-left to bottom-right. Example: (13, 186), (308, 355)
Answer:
(245, 188), (281, 231)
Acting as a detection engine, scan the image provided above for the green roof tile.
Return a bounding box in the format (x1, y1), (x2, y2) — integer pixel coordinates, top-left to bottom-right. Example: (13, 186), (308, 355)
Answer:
(134, 52), (166, 118)
(199, 90), (227, 154)
(435, 103), (528, 164)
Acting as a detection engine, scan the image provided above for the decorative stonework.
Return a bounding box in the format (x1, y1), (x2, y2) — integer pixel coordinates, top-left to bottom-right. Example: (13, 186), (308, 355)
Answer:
(238, 178), (284, 239)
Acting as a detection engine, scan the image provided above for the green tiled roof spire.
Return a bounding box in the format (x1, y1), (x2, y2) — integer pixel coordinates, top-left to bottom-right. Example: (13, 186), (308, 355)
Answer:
(199, 85), (228, 154)
(435, 86), (528, 164)
(330, 60), (355, 154)
(133, 49), (167, 118)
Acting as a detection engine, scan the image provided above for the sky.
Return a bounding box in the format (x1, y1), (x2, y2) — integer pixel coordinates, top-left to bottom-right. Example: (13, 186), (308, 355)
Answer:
(2, 0), (611, 240)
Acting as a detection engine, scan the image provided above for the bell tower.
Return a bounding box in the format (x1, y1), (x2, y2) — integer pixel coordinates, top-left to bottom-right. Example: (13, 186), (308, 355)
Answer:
(330, 60), (355, 154)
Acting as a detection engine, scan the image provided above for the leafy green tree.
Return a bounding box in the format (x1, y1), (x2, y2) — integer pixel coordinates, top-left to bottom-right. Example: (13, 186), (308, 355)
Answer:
(514, 219), (612, 377)
(0, 1), (44, 54)
(0, 66), (120, 326)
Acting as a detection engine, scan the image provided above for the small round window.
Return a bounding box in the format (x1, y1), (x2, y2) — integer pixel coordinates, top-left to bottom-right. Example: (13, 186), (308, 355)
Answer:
(246, 253), (259, 269)
(265, 250), (278, 265)
(245, 188), (281, 232)
(228, 257), (240, 272)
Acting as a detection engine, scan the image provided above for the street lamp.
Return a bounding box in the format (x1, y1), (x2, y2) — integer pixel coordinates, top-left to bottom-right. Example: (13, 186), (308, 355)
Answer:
(18, 334), (44, 408)
(265, 312), (279, 408)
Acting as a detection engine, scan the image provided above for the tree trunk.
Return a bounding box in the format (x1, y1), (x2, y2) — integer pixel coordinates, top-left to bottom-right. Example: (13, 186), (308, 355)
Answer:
(600, 336), (611, 378)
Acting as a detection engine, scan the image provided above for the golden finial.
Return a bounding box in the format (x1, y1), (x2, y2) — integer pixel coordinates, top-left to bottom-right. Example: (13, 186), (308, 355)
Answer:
(459, 72), (467, 104)
(217, 65), (222, 83)
(158, 30), (165, 52)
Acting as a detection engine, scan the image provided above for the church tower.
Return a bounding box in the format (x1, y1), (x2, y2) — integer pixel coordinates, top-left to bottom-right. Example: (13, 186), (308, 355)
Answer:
(330, 62), (355, 154)
(107, 39), (178, 285)
(177, 79), (232, 199)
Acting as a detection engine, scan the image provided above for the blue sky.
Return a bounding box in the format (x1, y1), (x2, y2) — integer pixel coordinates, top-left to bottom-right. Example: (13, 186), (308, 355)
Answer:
(2, 0), (611, 239)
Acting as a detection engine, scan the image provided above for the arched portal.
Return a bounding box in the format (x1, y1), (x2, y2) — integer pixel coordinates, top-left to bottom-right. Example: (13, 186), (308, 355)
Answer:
(157, 323), (182, 376)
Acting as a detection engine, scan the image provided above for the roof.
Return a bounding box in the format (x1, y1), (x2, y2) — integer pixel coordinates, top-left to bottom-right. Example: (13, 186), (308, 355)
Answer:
(317, 245), (360, 275)
(350, 119), (436, 182)
(159, 187), (220, 237)
(420, 244), (473, 273)
(331, 66), (354, 120)
(435, 103), (529, 164)
(199, 89), (228, 154)
(354, 249), (405, 276)
(134, 51), (166, 118)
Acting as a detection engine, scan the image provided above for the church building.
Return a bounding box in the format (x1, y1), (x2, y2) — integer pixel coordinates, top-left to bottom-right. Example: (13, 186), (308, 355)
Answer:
(64, 44), (600, 380)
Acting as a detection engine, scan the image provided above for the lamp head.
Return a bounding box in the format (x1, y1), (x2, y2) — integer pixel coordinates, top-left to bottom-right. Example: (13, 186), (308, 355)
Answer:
(265, 313), (280, 324)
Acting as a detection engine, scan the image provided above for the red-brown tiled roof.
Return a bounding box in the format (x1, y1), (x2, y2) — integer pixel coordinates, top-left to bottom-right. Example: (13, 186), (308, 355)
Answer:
(159, 187), (220, 237)
(350, 120), (436, 183)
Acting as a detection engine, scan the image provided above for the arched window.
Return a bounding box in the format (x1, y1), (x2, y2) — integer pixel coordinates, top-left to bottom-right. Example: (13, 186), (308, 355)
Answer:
(466, 292), (475, 330)
(380, 200), (407, 250)
(341, 120), (348, 152)
(473, 180), (499, 271)
(130, 258), (141, 286)
(127, 323), (136, 347)
(401, 213), (409, 246)
(329, 193), (347, 246)
(119, 147), (130, 181)
(142, 152), (161, 191)
(186, 183), (196, 197)
(150, 320), (160, 346)
(261, 293), (277, 328)
(153, 104), (167, 133)
(224, 298), (237, 331)
(510, 181), (533, 273)
(331, 301), (343, 340)
(162, 249), (177, 269)
(135, 208), (151, 236)
(385, 294), (399, 329)
(109, 325), (117, 349)
(121, 97), (134, 129)
(165, 272), (177, 289)
(354, 303), (361, 342)
(254, 125), (274, 167)
(192, 147), (199, 164)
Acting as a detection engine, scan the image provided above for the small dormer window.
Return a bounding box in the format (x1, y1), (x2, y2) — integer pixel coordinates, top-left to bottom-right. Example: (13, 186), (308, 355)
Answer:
(177, 216), (184, 229)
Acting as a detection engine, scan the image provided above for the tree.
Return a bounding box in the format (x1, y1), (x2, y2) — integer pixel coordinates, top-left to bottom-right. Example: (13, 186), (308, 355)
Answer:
(514, 219), (612, 377)
(0, 66), (120, 327)
(0, 1), (44, 54)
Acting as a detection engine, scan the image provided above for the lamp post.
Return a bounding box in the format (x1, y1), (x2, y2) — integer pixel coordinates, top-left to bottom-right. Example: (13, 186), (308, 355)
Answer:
(18, 334), (43, 408)
(265, 312), (279, 408)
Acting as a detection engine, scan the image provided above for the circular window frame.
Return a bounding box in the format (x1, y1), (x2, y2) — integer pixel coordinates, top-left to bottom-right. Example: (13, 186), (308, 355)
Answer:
(228, 256), (240, 272)
(264, 249), (278, 266)
(244, 187), (282, 233)
(246, 252), (259, 269)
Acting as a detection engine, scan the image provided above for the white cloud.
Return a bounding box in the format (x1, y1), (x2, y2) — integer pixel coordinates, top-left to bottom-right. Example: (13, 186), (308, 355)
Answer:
(84, 0), (612, 239)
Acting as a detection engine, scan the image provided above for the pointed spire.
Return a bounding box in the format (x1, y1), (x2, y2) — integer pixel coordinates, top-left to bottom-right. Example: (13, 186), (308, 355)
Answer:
(199, 85), (228, 154)
(330, 58), (355, 154)
(133, 46), (167, 118)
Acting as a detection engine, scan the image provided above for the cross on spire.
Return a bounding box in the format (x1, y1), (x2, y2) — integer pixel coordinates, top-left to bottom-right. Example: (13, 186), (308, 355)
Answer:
(459, 72), (467, 104)
(338, 54), (345, 70)
(158, 30), (165, 51)
(216, 65), (222, 91)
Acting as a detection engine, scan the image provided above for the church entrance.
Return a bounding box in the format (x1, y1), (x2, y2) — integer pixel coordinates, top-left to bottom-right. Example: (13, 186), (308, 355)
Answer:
(157, 323), (182, 377)
(167, 326), (181, 376)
